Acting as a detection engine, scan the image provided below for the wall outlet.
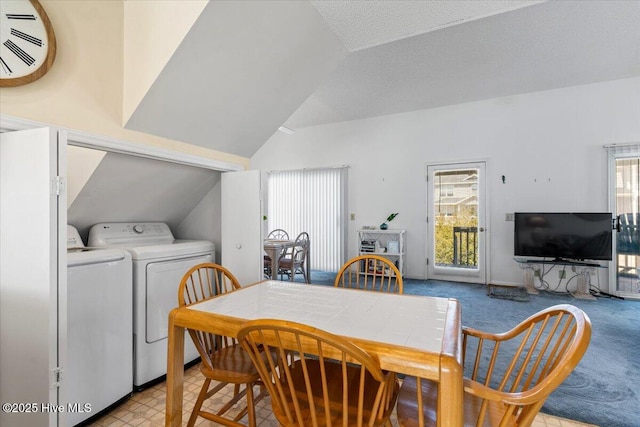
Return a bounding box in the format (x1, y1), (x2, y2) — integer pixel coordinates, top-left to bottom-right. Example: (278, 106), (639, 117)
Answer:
(534, 269), (541, 277)
(505, 213), (514, 221)
(350, 213), (355, 220)
(559, 270), (566, 279)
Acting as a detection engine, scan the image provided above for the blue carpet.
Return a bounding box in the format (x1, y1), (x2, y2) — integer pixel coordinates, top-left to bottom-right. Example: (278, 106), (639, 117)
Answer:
(299, 271), (640, 427)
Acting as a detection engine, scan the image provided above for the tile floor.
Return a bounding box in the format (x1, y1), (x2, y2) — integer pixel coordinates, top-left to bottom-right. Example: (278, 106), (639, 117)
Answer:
(87, 363), (598, 427)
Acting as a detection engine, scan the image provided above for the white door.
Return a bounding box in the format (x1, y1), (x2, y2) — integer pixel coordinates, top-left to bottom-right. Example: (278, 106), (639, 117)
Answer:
(221, 170), (263, 285)
(0, 128), (67, 427)
(609, 154), (640, 299)
(426, 161), (487, 284)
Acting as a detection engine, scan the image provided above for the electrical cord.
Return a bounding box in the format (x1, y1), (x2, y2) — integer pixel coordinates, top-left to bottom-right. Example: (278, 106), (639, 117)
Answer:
(536, 262), (567, 294)
(527, 259), (620, 298)
(534, 262), (583, 295)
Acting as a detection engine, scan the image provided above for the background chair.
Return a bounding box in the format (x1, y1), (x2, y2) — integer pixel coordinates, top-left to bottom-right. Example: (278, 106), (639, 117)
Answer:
(267, 228), (289, 240)
(264, 229), (290, 278)
(396, 304), (592, 427)
(334, 254), (403, 293)
(278, 231), (310, 283)
(238, 319), (399, 427)
(178, 263), (266, 427)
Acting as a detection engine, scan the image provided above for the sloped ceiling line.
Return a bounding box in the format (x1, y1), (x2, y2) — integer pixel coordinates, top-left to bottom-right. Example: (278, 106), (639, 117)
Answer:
(125, 0), (347, 158)
(125, 0), (640, 157)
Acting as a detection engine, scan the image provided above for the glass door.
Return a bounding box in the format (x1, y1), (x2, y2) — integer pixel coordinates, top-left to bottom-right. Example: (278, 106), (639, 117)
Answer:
(611, 156), (640, 298)
(426, 162), (487, 283)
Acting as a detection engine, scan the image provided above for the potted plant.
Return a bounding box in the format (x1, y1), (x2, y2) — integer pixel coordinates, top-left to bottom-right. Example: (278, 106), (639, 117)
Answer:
(380, 213), (398, 230)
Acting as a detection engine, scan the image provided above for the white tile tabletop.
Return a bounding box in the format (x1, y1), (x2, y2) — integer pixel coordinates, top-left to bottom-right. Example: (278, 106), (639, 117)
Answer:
(188, 280), (451, 353)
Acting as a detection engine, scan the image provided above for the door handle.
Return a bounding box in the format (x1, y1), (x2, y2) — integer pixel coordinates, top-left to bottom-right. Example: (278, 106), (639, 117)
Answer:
(479, 227), (485, 232)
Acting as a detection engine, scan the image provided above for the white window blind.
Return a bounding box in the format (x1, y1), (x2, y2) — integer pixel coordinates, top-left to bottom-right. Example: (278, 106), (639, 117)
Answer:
(267, 167), (348, 272)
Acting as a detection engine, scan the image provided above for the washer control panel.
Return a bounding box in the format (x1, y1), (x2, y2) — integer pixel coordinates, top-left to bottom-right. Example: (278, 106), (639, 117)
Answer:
(67, 225), (86, 250)
(88, 222), (175, 246)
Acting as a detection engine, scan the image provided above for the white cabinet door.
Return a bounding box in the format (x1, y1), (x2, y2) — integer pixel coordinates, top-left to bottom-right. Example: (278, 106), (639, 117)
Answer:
(0, 128), (66, 427)
(221, 170), (263, 285)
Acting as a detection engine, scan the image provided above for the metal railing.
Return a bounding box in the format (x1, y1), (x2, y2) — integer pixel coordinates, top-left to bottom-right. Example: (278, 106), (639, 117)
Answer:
(453, 226), (478, 266)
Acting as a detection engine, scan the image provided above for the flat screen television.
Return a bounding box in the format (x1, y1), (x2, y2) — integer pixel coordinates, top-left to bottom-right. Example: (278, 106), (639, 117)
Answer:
(514, 212), (613, 262)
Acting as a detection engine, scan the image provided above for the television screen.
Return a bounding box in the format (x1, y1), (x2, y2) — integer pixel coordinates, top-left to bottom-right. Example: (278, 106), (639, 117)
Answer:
(514, 212), (613, 261)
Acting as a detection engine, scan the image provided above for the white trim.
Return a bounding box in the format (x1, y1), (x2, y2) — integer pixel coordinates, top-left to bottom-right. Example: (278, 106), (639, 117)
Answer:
(603, 142), (640, 150)
(607, 148), (640, 299)
(607, 148), (617, 294)
(0, 114), (243, 172)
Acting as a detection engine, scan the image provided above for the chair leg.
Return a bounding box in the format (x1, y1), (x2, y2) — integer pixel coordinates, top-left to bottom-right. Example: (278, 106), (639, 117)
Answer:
(188, 378), (211, 427)
(246, 383), (256, 427)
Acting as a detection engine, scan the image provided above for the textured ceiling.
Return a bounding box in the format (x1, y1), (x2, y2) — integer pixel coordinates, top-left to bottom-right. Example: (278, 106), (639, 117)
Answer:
(309, 0), (542, 51)
(125, 0), (640, 158)
(285, 0), (640, 129)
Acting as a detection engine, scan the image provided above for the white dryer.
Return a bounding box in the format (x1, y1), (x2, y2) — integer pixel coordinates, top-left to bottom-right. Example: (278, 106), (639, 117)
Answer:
(66, 225), (132, 426)
(88, 222), (214, 389)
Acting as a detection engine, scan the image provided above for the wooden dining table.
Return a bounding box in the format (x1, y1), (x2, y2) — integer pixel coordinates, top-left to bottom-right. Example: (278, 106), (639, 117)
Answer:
(165, 280), (463, 427)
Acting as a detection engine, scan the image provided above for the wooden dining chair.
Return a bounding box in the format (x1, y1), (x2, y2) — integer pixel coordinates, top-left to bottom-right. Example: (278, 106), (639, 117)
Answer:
(334, 254), (403, 294)
(238, 319), (399, 427)
(396, 304), (592, 427)
(264, 229), (290, 277)
(178, 263), (267, 427)
(278, 231), (310, 283)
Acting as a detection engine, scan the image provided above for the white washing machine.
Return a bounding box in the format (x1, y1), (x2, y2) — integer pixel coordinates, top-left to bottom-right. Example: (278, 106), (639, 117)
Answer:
(66, 225), (133, 426)
(88, 222), (214, 389)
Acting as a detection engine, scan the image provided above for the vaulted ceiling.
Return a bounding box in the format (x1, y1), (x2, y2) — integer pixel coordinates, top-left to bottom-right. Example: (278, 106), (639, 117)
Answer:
(124, 0), (640, 158)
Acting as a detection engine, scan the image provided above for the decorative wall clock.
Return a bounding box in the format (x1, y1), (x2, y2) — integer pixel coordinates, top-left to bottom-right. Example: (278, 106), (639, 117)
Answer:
(0, 0), (56, 87)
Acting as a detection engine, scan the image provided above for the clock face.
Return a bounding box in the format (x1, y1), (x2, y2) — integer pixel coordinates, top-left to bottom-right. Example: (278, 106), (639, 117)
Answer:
(0, 0), (55, 86)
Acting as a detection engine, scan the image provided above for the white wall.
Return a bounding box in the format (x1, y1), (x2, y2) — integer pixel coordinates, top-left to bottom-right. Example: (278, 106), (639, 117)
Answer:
(66, 145), (106, 208)
(123, 0), (207, 124)
(0, 1), (248, 169)
(251, 77), (640, 288)
(176, 181), (222, 263)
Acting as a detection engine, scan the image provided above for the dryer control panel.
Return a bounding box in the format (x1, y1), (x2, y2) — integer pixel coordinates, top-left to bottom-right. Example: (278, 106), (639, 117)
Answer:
(88, 222), (175, 246)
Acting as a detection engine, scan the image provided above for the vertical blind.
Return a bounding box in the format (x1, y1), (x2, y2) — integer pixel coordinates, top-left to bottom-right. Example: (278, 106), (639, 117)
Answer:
(267, 167), (348, 272)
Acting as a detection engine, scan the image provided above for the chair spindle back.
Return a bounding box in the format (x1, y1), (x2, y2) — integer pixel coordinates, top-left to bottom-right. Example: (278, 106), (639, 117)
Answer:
(335, 255), (403, 294)
(239, 319), (398, 427)
(178, 263), (242, 366)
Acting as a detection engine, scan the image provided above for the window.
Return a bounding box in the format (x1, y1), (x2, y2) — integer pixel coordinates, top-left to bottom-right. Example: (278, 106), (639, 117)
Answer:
(267, 167), (348, 272)
(443, 185), (454, 197)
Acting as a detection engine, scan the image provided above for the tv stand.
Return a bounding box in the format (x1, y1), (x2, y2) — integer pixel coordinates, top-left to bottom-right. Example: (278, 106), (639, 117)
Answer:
(524, 258), (599, 267)
(514, 258), (605, 300)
